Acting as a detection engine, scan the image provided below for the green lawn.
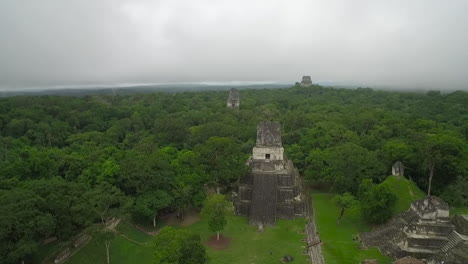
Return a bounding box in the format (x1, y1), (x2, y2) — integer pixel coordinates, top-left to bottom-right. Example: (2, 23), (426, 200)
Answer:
(312, 193), (393, 264)
(184, 215), (308, 264)
(65, 215), (308, 264)
(451, 207), (468, 216)
(66, 222), (154, 264)
(381, 176), (426, 214)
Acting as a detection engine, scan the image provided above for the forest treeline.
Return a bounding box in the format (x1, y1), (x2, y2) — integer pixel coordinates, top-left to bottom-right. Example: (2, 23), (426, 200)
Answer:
(0, 85), (467, 263)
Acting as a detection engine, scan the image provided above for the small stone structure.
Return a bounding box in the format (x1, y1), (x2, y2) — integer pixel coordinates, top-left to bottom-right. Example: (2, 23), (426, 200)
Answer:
(392, 161), (405, 176)
(73, 233), (90, 248)
(361, 196), (468, 264)
(300, 76), (312, 87)
(54, 248), (70, 264)
(394, 256), (425, 264)
(234, 122), (305, 226)
(227, 88), (240, 109)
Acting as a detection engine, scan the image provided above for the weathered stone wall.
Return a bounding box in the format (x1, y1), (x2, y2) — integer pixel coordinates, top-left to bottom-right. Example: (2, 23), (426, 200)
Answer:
(54, 248), (70, 264)
(234, 200), (250, 216)
(411, 196), (450, 220)
(405, 222), (454, 235)
(250, 159), (284, 171)
(256, 122), (282, 147)
(406, 235), (447, 248)
(238, 185), (252, 200)
(252, 146), (284, 161)
(277, 188), (293, 203)
(278, 174), (294, 186)
(276, 203), (295, 219)
(453, 215), (468, 235)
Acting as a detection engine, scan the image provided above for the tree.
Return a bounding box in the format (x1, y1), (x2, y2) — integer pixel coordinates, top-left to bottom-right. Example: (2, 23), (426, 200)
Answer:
(196, 137), (247, 193)
(200, 194), (231, 240)
(305, 143), (386, 194)
(22, 178), (93, 240)
(172, 150), (207, 219)
(0, 188), (55, 264)
(85, 182), (131, 226)
(97, 228), (116, 264)
(418, 132), (465, 196)
(154, 227), (207, 264)
(85, 182), (131, 264)
(441, 176), (468, 207)
(134, 190), (172, 227)
(358, 179), (397, 224)
(332, 192), (356, 223)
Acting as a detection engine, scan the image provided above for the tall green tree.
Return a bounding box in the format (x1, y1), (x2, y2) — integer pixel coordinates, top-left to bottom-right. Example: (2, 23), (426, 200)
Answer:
(154, 227), (207, 264)
(0, 188), (55, 264)
(85, 182), (131, 264)
(201, 194), (232, 240)
(358, 179), (397, 224)
(85, 182), (131, 226)
(196, 137), (247, 193)
(305, 143), (386, 193)
(134, 190), (172, 227)
(419, 132), (466, 196)
(332, 192), (357, 224)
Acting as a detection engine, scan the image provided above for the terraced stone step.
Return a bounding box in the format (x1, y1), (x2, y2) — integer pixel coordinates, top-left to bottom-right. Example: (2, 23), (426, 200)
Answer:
(441, 231), (464, 252)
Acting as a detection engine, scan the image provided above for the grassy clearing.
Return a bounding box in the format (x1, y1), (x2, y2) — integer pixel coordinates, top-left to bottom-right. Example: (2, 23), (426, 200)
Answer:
(381, 176), (426, 214)
(66, 222), (154, 264)
(451, 207), (468, 216)
(65, 214), (308, 264)
(184, 215), (308, 264)
(312, 193), (393, 264)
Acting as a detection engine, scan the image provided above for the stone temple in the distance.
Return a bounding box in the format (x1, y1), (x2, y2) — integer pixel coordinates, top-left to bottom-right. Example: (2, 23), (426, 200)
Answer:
(300, 76), (313, 86)
(233, 122), (305, 227)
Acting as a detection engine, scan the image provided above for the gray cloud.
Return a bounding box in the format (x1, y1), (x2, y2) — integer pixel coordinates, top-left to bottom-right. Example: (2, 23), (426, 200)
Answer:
(1, 0), (467, 89)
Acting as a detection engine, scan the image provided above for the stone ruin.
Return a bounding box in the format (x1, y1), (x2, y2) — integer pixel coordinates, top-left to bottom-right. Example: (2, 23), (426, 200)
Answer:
(233, 122), (305, 227)
(394, 256), (425, 264)
(300, 76), (313, 87)
(361, 196), (468, 264)
(54, 248), (70, 264)
(227, 88), (240, 109)
(392, 161), (405, 176)
(73, 233), (90, 248)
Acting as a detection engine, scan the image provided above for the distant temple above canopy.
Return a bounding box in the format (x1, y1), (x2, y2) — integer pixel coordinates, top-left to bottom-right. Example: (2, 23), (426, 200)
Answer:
(227, 88), (240, 109)
(392, 161), (404, 176)
(300, 76), (312, 86)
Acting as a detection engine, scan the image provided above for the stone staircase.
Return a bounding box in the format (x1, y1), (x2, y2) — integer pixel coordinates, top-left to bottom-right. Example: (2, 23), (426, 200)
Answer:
(441, 231), (464, 252)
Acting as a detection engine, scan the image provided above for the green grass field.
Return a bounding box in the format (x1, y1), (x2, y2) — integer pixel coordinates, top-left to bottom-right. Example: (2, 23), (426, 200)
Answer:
(66, 215), (308, 264)
(312, 193), (393, 264)
(451, 207), (468, 216)
(67, 222), (154, 264)
(380, 176), (426, 214)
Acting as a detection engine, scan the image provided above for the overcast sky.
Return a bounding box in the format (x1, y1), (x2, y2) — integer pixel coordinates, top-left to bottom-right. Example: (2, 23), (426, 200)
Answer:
(1, 0), (467, 90)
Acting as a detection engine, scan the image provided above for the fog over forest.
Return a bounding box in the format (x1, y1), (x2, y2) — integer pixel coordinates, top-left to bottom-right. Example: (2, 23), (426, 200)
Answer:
(1, 0), (467, 90)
